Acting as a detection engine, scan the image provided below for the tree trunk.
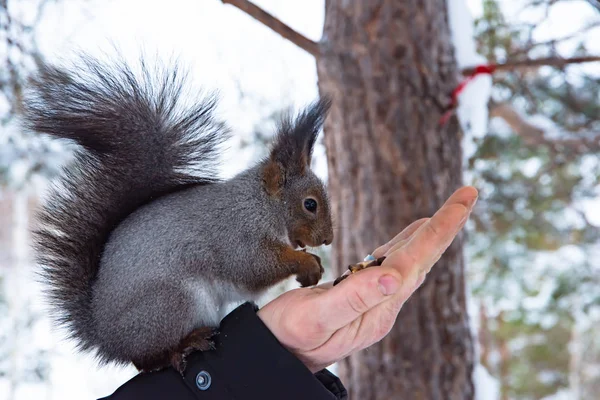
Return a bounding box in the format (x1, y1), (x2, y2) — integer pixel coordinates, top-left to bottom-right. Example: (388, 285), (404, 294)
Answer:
(316, 1), (475, 398)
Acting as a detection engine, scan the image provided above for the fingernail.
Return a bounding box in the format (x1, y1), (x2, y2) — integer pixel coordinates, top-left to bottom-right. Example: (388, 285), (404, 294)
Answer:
(378, 275), (400, 296)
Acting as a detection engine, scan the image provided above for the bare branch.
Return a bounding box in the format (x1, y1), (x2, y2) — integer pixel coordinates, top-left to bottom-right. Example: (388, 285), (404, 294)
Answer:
(490, 103), (600, 152)
(463, 55), (600, 75)
(509, 21), (600, 58)
(221, 0), (319, 56)
(490, 103), (545, 143)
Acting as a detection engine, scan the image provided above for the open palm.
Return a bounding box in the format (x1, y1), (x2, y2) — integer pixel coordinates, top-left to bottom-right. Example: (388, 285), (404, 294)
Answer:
(258, 186), (478, 373)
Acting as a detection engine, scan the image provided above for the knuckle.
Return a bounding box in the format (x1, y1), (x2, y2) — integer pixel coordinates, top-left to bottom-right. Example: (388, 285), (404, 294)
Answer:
(425, 220), (442, 237)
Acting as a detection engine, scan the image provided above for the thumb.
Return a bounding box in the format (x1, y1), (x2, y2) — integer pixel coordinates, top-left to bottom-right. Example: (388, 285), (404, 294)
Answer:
(314, 267), (402, 332)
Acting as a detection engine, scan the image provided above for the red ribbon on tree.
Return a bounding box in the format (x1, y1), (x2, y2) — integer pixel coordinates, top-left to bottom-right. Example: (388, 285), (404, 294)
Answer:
(439, 64), (496, 126)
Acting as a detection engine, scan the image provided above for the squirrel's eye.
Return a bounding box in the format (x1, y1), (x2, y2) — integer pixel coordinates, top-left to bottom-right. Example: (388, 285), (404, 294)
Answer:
(304, 198), (318, 213)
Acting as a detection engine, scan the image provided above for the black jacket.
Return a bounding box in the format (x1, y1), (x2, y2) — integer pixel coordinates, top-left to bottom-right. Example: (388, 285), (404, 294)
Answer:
(98, 303), (348, 399)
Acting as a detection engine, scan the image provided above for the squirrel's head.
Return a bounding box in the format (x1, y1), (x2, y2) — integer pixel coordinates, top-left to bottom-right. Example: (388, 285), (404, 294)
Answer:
(260, 97), (334, 249)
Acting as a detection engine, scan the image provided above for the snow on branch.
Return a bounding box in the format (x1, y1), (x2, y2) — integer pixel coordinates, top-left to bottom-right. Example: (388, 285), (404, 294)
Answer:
(221, 0), (319, 56)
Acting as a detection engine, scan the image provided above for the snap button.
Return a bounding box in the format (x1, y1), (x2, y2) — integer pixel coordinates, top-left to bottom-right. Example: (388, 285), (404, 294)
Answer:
(196, 370), (211, 391)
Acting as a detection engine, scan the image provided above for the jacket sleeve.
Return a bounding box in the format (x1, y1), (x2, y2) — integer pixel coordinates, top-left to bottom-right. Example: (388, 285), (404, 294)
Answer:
(98, 302), (348, 400)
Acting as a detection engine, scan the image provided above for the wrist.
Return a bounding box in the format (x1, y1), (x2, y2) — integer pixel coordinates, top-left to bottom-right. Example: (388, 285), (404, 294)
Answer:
(257, 307), (326, 374)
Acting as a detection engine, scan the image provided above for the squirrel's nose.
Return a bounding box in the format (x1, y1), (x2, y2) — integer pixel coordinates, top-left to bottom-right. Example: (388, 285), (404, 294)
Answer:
(323, 234), (333, 246)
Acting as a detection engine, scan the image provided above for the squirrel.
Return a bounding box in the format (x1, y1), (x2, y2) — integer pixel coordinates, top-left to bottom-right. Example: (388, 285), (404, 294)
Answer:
(23, 54), (334, 374)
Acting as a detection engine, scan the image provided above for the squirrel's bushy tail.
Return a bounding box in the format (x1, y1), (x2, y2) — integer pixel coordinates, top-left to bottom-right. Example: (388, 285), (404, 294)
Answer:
(23, 54), (226, 355)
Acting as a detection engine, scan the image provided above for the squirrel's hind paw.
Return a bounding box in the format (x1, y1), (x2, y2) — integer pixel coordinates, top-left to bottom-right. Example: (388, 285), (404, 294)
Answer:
(171, 327), (219, 375)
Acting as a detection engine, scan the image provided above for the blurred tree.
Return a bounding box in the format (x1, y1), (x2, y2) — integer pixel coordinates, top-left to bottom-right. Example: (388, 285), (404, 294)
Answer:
(468, 0), (600, 398)
(0, 0), (68, 188)
(1, 2), (74, 398)
(0, 0), (45, 122)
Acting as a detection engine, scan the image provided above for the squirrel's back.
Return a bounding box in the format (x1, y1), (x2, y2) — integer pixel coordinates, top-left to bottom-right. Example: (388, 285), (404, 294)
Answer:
(23, 54), (228, 356)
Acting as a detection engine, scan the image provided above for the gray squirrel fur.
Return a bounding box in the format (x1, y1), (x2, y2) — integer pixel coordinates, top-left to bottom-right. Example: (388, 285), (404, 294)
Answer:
(24, 54), (333, 371)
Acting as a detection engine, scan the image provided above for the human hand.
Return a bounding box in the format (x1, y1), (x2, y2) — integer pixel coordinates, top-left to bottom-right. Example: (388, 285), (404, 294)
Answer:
(257, 186), (478, 373)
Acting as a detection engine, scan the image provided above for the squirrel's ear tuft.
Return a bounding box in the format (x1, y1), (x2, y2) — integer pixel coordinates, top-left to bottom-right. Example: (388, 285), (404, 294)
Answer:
(268, 96), (332, 177)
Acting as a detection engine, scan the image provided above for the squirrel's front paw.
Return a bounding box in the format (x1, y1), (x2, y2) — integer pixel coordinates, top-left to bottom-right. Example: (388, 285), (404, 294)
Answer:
(296, 252), (323, 287)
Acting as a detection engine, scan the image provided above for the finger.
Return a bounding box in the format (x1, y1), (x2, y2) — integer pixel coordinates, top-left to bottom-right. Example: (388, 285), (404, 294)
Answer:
(404, 186), (477, 265)
(407, 187), (477, 268)
(382, 187), (477, 279)
(373, 186), (477, 259)
(381, 237), (410, 257)
(441, 185), (479, 209)
(372, 218), (429, 258)
(311, 266), (402, 332)
(378, 210), (465, 279)
(396, 204), (466, 274)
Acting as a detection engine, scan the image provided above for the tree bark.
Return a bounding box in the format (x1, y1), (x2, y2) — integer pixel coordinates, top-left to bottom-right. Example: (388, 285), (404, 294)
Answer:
(316, 1), (474, 398)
